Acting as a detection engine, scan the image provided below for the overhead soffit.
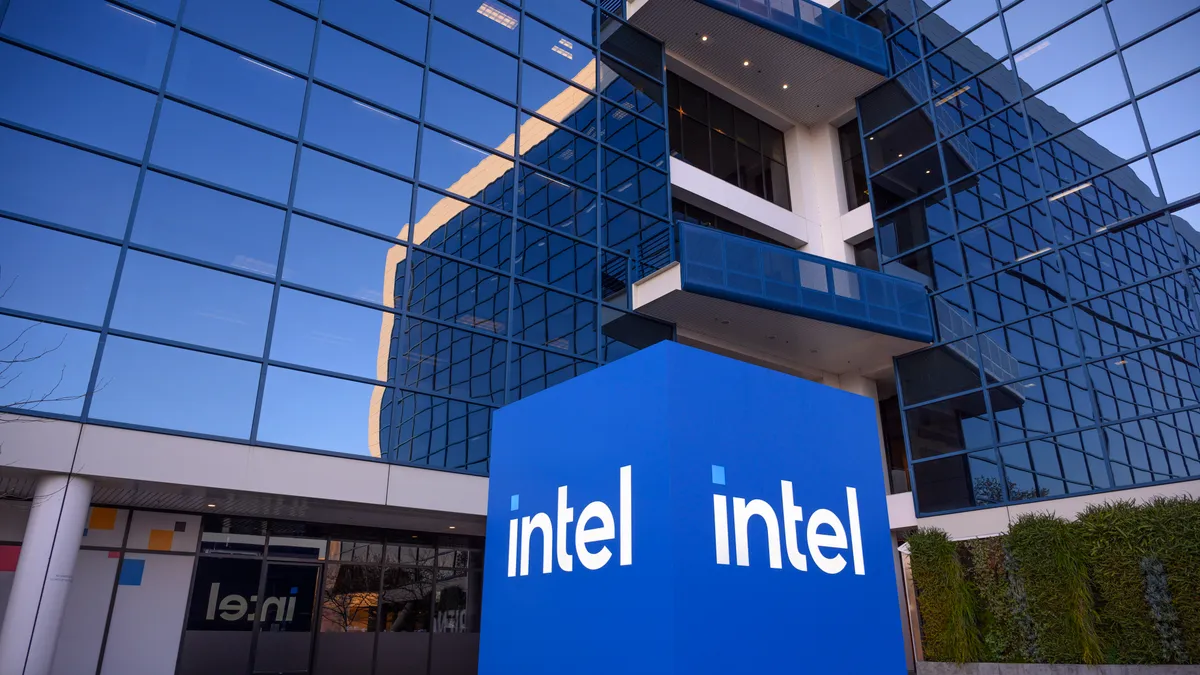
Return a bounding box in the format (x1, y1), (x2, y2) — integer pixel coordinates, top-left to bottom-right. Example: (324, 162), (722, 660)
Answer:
(630, 0), (886, 126)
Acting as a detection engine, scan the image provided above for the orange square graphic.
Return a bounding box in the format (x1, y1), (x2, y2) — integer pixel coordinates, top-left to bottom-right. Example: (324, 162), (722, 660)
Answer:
(88, 507), (118, 531)
(147, 529), (174, 551)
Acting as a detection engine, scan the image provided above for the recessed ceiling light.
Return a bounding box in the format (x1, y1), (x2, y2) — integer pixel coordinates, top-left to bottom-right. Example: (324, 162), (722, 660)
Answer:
(925, 170), (931, 174)
(206, 503), (216, 508)
(898, 153), (903, 157)
(742, 60), (750, 67)
(869, 136), (874, 140)
(449, 526), (457, 530)
(701, 35), (709, 41)
(782, 84), (789, 89)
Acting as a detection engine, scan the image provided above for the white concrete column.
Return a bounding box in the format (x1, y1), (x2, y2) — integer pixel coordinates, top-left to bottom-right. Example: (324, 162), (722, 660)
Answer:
(829, 374), (891, 492)
(0, 474), (93, 675)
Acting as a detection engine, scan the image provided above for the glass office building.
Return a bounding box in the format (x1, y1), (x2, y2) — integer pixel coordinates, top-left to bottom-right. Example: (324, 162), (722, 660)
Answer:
(856, 0), (1200, 514)
(0, 0), (672, 472)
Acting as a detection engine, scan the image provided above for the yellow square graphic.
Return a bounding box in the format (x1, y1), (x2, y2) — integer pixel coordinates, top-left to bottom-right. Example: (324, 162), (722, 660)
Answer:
(148, 529), (174, 551)
(88, 507), (118, 531)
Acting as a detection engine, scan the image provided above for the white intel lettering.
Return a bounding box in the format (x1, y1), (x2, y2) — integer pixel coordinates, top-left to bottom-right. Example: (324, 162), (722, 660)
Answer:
(506, 465), (632, 577)
(713, 483), (866, 575)
(204, 583), (299, 622)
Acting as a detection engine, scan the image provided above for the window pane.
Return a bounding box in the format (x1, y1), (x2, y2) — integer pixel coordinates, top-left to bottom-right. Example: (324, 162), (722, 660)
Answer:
(305, 86), (418, 175)
(400, 319), (506, 404)
(404, 252), (510, 335)
(524, 17), (596, 89)
(132, 172), (284, 273)
(1029, 56), (1127, 131)
(0, 315), (98, 416)
(602, 101), (666, 168)
(295, 148), (413, 237)
(434, 0), (520, 52)
(0, 43), (156, 157)
(391, 393), (491, 473)
(0, 0), (172, 85)
(111, 252), (274, 355)
(1108, 0), (1197, 44)
(1013, 10), (1114, 92)
(430, 21), (517, 101)
(418, 130), (515, 212)
(907, 391), (995, 459)
(514, 222), (597, 297)
(322, 0), (427, 61)
(314, 26), (423, 117)
(183, 0), (316, 72)
(1123, 12), (1200, 95)
(0, 219), (119, 325)
(511, 282), (598, 357)
(519, 115), (597, 187)
(410, 188), (513, 270)
(151, 101), (296, 202)
(507, 343), (594, 400)
(283, 216), (400, 304)
(270, 288), (391, 381)
(913, 450), (1003, 512)
(600, 16), (662, 78)
(680, 116), (711, 171)
(736, 144), (765, 198)
(520, 167), (598, 239)
(600, 57), (667, 120)
(1155, 135), (1200, 203)
(711, 132), (738, 185)
(520, 64), (597, 137)
(1003, 0), (1098, 49)
(0, 127), (138, 237)
(425, 74), (517, 150)
(257, 366), (388, 456)
(603, 151), (667, 215)
(526, 0), (594, 44)
(1140, 73), (1200, 149)
(90, 336), (259, 438)
(168, 33), (306, 135)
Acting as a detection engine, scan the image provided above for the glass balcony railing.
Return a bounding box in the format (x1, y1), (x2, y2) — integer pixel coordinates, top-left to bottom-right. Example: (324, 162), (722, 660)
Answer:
(677, 222), (934, 343)
(698, 0), (889, 74)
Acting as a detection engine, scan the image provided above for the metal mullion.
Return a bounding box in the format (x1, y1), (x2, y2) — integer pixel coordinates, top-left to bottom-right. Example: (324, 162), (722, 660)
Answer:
(79, 0), (187, 423)
(162, 91), (299, 143)
(859, 62), (929, 137)
(317, 20), (426, 72)
(0, 405), (85, 424)
(0, 118), (144, 166)
(249, 0), (323, 445)
(311, 75), (422, 126)
(0, 306), (101, 334)
(140, 164), (290, 209)
(598, 93), (667, 131)
(299, 140), (416, 183)
(124, 242), (275, 284)
(0, 34), (161, 95)
(93, 510), (134, 675)
(264, 358), (393, 389)
(0, 210), (125, 247)
(420, 119), (516, 161)
(387, 0), (437, 461)
(430, 13), (522, 61)
(105, 328), (264, 364)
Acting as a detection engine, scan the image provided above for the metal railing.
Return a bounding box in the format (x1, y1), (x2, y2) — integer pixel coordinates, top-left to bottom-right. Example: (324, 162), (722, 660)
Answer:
(677, 222), (934, 342)
(697, 0), (889, 74)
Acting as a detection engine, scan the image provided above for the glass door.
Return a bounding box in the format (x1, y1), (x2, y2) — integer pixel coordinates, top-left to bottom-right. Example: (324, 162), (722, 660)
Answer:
(252, 562), (322, 674)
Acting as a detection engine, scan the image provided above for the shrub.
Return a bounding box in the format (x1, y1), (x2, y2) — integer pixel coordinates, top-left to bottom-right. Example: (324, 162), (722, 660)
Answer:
(964, 536), (1021, 662)
(908, 528), (983, 664)
(1006, 513), (1102, 665)
(1144, 497), (1200, 662)
(1077, 501), (1160, 663)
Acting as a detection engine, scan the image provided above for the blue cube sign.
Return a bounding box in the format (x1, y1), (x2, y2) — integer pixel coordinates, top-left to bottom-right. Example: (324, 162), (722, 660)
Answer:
(480, 342), (905, 674)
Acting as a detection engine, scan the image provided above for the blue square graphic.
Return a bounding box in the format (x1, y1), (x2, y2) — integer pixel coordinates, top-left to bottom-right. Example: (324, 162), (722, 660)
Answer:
(480, 342), (905, 675)
(117, 558), (145, 586)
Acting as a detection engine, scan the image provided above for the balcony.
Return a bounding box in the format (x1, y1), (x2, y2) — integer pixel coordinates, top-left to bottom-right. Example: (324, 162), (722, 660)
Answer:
(633, 223), (933, 378)
(628, 0), (888, 126)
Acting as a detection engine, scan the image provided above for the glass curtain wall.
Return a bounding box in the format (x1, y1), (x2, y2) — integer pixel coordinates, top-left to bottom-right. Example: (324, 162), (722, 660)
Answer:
(0, 0), (673, 474)
(856, 0), (1200, 515)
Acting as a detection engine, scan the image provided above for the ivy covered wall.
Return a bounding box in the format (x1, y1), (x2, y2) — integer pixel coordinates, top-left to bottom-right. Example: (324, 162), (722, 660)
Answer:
(907, 497), (1200, 666)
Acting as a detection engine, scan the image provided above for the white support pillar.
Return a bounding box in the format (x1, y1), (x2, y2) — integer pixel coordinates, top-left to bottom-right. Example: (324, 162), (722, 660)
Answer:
(0, 474), (93, 675)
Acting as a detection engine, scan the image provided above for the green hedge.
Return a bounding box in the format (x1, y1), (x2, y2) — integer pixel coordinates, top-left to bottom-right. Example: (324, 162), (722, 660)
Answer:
(909, 496), (1200, 666)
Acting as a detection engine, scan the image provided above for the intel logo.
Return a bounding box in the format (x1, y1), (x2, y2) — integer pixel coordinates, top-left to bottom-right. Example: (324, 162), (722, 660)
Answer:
(506, 464), (866, 577)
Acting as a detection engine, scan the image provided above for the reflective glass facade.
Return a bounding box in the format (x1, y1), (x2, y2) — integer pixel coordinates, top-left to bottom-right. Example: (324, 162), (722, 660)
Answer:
(0, 0), (672, 473)
(857, 0), (1200, 514)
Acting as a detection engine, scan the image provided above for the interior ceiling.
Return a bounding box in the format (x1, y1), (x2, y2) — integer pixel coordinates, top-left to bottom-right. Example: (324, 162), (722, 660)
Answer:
(0, 470), (485, 536)
(630, 0), (885, 126)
